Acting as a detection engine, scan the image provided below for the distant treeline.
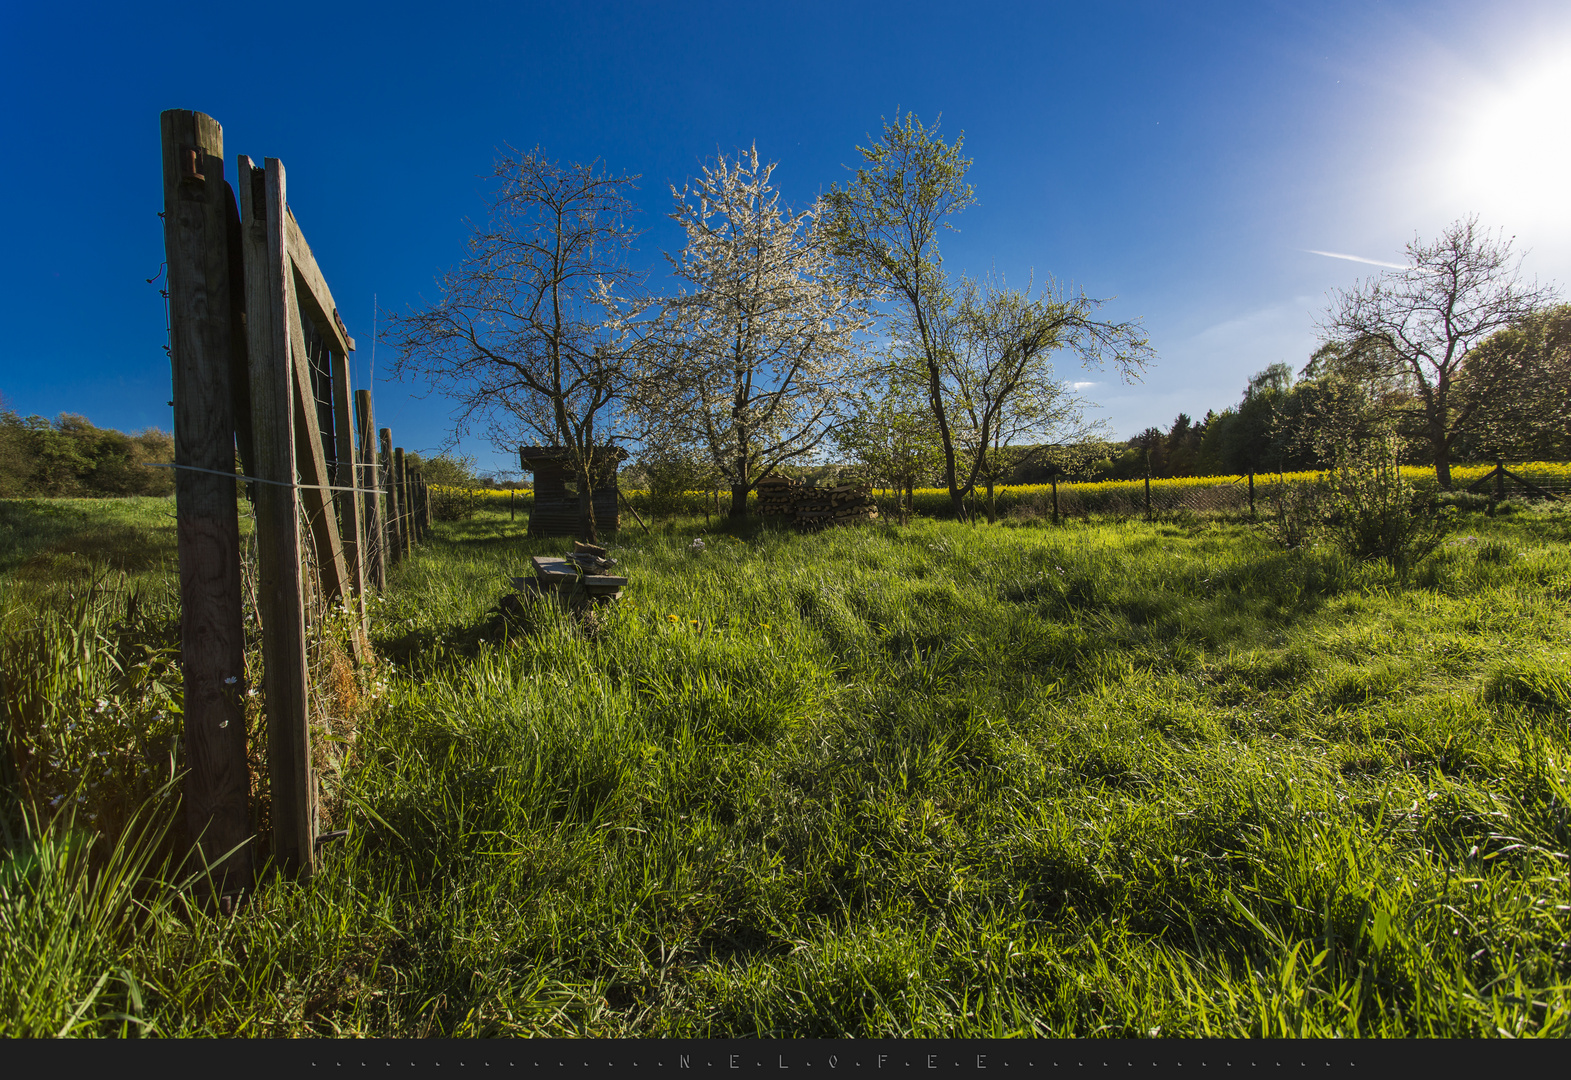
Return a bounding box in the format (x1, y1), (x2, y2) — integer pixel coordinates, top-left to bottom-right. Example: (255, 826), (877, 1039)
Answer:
(0, 409), (175, 498)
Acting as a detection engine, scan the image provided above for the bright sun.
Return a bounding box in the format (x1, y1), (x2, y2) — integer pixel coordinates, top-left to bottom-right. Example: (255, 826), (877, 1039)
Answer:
(1448, 56), (1571, 233)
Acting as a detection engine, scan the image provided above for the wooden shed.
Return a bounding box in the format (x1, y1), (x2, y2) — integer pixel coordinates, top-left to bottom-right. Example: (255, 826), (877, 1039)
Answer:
(519, 445), (628, 537)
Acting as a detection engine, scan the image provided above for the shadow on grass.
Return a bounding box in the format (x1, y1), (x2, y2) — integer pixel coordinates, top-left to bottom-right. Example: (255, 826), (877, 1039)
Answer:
(1, 500), (179, 580)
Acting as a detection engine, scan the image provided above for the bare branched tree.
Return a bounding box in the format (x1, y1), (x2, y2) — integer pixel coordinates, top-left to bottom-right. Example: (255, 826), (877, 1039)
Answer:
(1320, 216), (1558, 488)
(384, 149), (649, 541)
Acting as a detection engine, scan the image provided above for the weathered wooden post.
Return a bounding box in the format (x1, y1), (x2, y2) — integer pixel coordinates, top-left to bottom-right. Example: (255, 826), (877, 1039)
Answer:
(238, 153), (315, 879)
(160, 110), (253, 899)
(379, 428), (400, 561)
(1247, 471), (1256, 518)
(411, 473), (422, 541)
(329, 349), (366, 630)
(1494, 457), (1505, 509)
(420, 476), (432, 534)
(1051, 474), (1060, 525)
(510, 490), (515, 522)
(355, 390), (386, 589)
(393, 447), (411, 555)
(1144, 473), (1152, 521)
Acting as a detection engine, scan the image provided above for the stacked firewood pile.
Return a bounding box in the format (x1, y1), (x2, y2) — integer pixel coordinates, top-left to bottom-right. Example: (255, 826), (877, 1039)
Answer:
(510, 540), (627, 608)
(756, 475), (805, 516)
(756, 477), (878, 529)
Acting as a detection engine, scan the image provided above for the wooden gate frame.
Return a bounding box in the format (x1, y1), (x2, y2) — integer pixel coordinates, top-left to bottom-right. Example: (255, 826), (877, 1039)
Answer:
(161, 108), (411, 885)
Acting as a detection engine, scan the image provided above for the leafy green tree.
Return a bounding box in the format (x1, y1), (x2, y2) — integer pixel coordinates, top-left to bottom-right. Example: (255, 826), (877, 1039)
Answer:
(1451, 302), (1571, 461)
(403, 452), (480, 488)
(824, 114), (1149, 520)
(840, 369), (943, 525)
(1218, 364), (1292, 475)
(0, 409), (173, 497)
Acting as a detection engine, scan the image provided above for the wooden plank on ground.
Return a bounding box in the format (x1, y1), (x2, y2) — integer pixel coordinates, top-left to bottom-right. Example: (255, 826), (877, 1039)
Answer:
(241, 153), (315, 879)
(160, 110), (252, 898)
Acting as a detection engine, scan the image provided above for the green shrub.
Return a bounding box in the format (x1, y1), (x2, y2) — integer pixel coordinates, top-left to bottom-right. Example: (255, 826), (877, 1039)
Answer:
(1437, 490), (1489, 514)
(429, 486), (482, 522)
(1319, 440), (1452, 577)
(1262, 480), (1322, 549)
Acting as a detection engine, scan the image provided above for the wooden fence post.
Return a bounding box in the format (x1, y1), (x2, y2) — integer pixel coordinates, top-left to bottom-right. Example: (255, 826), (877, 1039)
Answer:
(1248, 471), (1256, 518)
(1144, 473), (1152, 521)
(356, 391), (386, 590)
(379, 429), (400, 561)
(330, 350), (366, 632)
(1051, 474), (1060, 525)
(238, 154), (316, 879)
(160, 110), (253, 899)
(393, 447), (411, 555)
(420, 475), (432, 534)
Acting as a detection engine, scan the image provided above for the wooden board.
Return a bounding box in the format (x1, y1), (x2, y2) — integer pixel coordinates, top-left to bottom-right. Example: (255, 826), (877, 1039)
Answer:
(531, 555), (628, 587)
(285, 274), (356, 628)
(285, 207), (355, 357)
(240, 154), (315, 879)
(330, 346), (366, 637)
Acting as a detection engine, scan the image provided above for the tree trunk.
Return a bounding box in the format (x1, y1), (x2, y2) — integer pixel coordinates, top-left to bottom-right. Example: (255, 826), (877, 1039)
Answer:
(904, 480), (913, 526)
(729, 482), (748, 519)
(1432, 432), (1453, 490)
(578, 464), (599, 544)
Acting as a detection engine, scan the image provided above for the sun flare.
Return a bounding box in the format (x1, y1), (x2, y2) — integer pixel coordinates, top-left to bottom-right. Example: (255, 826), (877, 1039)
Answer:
(1449, 55), (1571, 232)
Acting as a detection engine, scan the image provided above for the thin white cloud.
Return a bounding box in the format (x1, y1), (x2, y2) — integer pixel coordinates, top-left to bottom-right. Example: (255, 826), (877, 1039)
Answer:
(1304, 249), (1408, 270)
(1070, 381), (1099, 391)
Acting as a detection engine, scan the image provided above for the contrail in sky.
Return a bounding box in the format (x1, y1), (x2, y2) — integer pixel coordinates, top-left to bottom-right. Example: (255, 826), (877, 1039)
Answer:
(1305, 249), (1409, 269)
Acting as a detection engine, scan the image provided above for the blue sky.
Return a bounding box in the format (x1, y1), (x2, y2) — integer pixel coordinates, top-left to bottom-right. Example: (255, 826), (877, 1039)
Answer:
(2, 0), (1566, 479)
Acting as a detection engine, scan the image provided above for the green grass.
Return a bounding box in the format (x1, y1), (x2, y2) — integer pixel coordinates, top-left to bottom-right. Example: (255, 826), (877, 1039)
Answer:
(3, 497), (1570, 1036)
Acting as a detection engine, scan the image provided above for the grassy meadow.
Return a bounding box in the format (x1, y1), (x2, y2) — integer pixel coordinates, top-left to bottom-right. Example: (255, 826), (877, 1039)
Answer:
(2, 494), (1570, 1037)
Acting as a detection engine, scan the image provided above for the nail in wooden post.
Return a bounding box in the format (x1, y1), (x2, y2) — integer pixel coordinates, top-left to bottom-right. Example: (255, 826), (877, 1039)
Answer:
(238, 152), (315, 878)
(161, 110), (253, 897)
(356, 391), (386, 589)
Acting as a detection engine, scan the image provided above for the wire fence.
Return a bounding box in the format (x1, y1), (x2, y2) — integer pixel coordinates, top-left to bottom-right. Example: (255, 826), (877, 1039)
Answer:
(446, 461), (1571, 526)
